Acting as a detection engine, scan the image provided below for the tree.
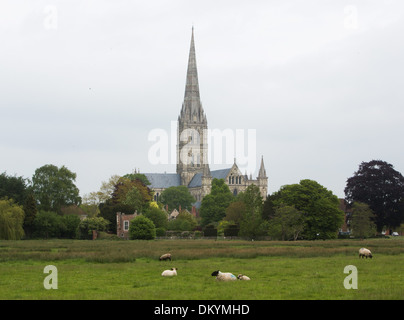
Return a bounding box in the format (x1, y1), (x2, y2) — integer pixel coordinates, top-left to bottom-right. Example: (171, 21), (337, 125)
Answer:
(272, 179), (344, 240)
(160, 185), (195, 212)
(167, 210), (197, 231)
(224, 201), (245, 225)
(345, 160), (404, 232)
(267, 204), (304, 240)
(77, 217), (110, 240)
(0, 172), (29, 205)
(0, 198), (25, 240)
(23, 194), (37, 238)
(143, 206), (168, 230)
(33, 210), (63, 239)
(129, 215), (156, 240)
(32, 164), (81, 213)
(350, 202), (377, 239)
(199, 179), (234, 226)
(83, 174), (120, 205)
(237, 185), (267, 239)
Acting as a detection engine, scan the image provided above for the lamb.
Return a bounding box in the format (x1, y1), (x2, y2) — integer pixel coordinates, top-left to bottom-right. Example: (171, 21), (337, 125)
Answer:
(237, 274), (251, 281)
(211, 270), (237, 281)
(159, 253), (172, 261)
(161, 267), (177, 276)
(359, 248), (373, 259)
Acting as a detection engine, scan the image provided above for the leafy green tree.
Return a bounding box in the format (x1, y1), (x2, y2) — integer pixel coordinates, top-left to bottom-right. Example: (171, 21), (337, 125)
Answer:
(23, 193), (37, 238)
(0, 172), (29, 205)
(33, 210), (63, 239)
(129, 215), (156, 240)
(123, 186), (143, 211)
(143, 207), (168, 230)
(345, 160), (404, 232)
(200, 179), (234, 226)
(237, 185), (267, 239)
(77, 217), (110, 240)
(32, 164), (81, 213)
(272, 179), (344, 239)
(267, 204), (304, 240)
(167, 210), (197, 231)
(122, 173), (151, 186)
(224, 201), (245, 224)
(61, 214), (81, 239)
(350, 202), (377, 239)
(160, 185), (195, 212)
(0, 198), (25, 240)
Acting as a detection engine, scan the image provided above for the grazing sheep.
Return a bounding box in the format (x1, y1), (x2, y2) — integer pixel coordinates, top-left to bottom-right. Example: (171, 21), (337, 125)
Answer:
(211, 270), (237, 281)
(237, 274), (251, 281)
(159, 253), (172, 261)
(359, 248), (373, 259)
(161, 267), (177, 277)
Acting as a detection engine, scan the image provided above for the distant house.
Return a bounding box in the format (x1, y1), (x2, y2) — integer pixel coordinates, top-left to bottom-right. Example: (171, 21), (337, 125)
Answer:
(116, 211), (139, 239)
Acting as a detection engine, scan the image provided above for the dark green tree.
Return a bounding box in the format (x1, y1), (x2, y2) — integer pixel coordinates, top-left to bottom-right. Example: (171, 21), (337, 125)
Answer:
(345, 160), (404, 232)
(32, 164), (81, 213)
(143, 206), (168, 230)
(23, 194), (37, 238)
(267, 203), (304, 240)
(272, 179), (344, 239)
(129, 215), (156, 240)
(237, 185), (267, 239)
(350, 202), (377, 239)
(200, 179), (234, 226)
(160, 185), (195, 212)
(0, 172), (29, 205)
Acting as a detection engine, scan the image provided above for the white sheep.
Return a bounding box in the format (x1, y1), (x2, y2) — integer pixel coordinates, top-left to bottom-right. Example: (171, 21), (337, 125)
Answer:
(161, 267), (177, 277)
(359, 248), (373, 259)
(211, 270), (237, 281)
(159, 253), (172, 261)
(237, 274), (251, 281)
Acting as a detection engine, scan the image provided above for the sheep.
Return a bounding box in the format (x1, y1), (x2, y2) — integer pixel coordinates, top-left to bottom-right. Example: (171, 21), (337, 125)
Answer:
(237, 274), (251, 281)
(359, 248), (373, 259)
(161, 267), (177, 277)
(159, 253), (172, 261)
(211, 270), (237, 281)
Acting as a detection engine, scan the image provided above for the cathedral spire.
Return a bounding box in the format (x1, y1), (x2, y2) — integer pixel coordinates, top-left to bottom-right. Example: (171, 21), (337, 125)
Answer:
(181, 27), (205, 122)
(258, 156), (267, 178)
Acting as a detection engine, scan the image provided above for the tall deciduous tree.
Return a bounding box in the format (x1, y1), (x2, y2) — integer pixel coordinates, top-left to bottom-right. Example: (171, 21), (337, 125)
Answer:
(0, 172), (29, 205)
(32, 164), (81, 213)
(271, 179), (344, 239)
(345, 160), (404, 232)
(350, 202), (377, 239)
(200, 179), (233, 226)
(160, 185), (196, 213)
(0, 198), (25, 240)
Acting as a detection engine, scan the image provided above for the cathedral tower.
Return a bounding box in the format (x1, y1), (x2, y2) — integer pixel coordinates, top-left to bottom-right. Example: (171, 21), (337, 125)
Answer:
(177, 28), (209, 186)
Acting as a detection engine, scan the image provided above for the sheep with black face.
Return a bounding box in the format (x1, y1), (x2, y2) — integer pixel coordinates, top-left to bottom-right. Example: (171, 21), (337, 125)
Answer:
(211, 270), (237, 281)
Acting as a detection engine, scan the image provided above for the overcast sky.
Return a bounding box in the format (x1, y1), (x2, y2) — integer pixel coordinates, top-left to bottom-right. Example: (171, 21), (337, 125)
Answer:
(1, 0), (404, 199)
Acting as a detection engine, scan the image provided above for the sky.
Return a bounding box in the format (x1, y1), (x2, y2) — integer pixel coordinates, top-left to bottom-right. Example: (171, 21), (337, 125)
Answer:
(1, 0), (404, 199)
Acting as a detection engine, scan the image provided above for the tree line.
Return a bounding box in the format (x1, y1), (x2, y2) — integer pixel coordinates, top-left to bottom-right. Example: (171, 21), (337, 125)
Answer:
(1, 160), (404, 240)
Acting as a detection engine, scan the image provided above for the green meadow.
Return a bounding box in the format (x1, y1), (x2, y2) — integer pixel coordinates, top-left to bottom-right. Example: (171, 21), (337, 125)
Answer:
(0, 238), (403, 300)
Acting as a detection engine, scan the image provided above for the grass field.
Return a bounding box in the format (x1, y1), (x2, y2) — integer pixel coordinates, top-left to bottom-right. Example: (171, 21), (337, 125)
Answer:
(0, 238), (403, 300)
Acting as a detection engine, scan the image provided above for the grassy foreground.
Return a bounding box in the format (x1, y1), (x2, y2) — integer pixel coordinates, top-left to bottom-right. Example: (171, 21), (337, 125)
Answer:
(0, 238), (403, 300)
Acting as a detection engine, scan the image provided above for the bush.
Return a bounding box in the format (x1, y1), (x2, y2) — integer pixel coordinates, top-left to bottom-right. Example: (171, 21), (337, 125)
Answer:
(129, 215), (156, 240)
(77, 217), (110, 240)
(203, 224), (217, 237)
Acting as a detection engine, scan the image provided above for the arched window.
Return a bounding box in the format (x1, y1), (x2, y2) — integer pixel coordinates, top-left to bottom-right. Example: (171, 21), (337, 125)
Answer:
(233, 189), (238, 196)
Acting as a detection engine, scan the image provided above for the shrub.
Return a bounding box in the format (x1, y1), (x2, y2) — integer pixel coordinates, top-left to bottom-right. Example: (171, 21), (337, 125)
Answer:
(129, 215), (156, 240)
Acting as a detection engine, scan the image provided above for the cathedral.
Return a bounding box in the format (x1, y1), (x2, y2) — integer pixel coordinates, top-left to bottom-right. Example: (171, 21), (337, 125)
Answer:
(144, 28), (268, 206)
